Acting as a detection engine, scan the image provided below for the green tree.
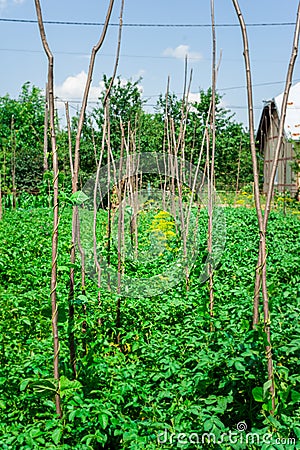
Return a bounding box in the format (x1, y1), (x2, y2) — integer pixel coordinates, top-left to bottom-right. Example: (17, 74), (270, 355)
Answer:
(190, 89), (252, 189)
(155, 88), (252, 189)
(56, 113), (99, 189)
(0, 82), (45, 192)
(135, 111), (164, 153)
(92, 75), (146, 160)
(77, 79), (252, 191)
(155, 92), (183, 124)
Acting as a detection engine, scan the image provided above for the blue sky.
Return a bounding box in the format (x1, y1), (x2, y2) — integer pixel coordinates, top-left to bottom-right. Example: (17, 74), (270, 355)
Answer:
(0, 0), (299, 128)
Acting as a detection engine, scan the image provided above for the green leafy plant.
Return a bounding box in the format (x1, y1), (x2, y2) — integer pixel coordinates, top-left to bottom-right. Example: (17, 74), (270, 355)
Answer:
(0, 206), (300, 448)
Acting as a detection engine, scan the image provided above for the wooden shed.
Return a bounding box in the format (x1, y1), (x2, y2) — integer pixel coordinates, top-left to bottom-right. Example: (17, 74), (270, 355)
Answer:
(256, 82), (300, 196)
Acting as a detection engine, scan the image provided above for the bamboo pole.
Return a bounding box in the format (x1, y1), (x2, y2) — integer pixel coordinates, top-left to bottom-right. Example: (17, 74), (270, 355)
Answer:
(68, 0), (116, 376)
(0, 171), (2, 220)
(208, 0), (217, 321)
(10, 116), (16, 209)
(43, 83), (49, 172)
(34, 0), (62, 417)
(232, 0), (300, 413)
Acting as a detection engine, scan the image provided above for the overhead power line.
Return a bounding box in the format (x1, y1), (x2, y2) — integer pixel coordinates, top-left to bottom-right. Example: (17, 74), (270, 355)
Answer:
(220, 78), (300, 91)
(0, 47), (294, 64)
(0, 17), (297, 28)
(54, 96), (263, 110)
(0, 47), (293, 64)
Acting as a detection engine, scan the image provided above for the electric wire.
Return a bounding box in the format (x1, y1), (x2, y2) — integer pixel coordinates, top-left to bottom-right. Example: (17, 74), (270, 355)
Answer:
(0, 17), (297, 28)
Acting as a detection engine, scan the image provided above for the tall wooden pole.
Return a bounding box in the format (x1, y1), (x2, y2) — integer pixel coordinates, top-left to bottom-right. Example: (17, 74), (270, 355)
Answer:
(34, 0), (62, 417)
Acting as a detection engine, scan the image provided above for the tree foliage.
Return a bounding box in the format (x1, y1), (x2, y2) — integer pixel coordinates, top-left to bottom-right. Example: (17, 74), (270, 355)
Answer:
(155, 88), (252, 189)
(0, 82), (45, 192)
(92, 75), (146, 160)
(0, 78), (253, 194)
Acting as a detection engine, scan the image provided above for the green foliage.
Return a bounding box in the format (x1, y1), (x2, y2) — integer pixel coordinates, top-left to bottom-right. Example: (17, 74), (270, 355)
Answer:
(190, 90), (252, 189)
(92, 75), (146, 161)
(0, 79), (253, 197)
(0, 207), (300, 448)
(155, 88), (253, 189)
(290, 141), (300, 175)
(0, 82), (45, 192)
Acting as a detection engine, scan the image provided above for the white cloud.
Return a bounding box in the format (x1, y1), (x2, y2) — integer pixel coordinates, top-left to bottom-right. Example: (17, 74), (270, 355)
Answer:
(135, 69), (146, 79)
(55, 71), (104, 104)
(162, 45), (202, 61)
(55, 71), (144, 104)
(54, 71), (105, 123)
(0, 0), (25, 11)
(187, 92), (228, 115)
(115, 75), (144, 94)
(188, 92), (201, 104)
(54, 71), (144, 125)
(0, 0), (7, 10)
